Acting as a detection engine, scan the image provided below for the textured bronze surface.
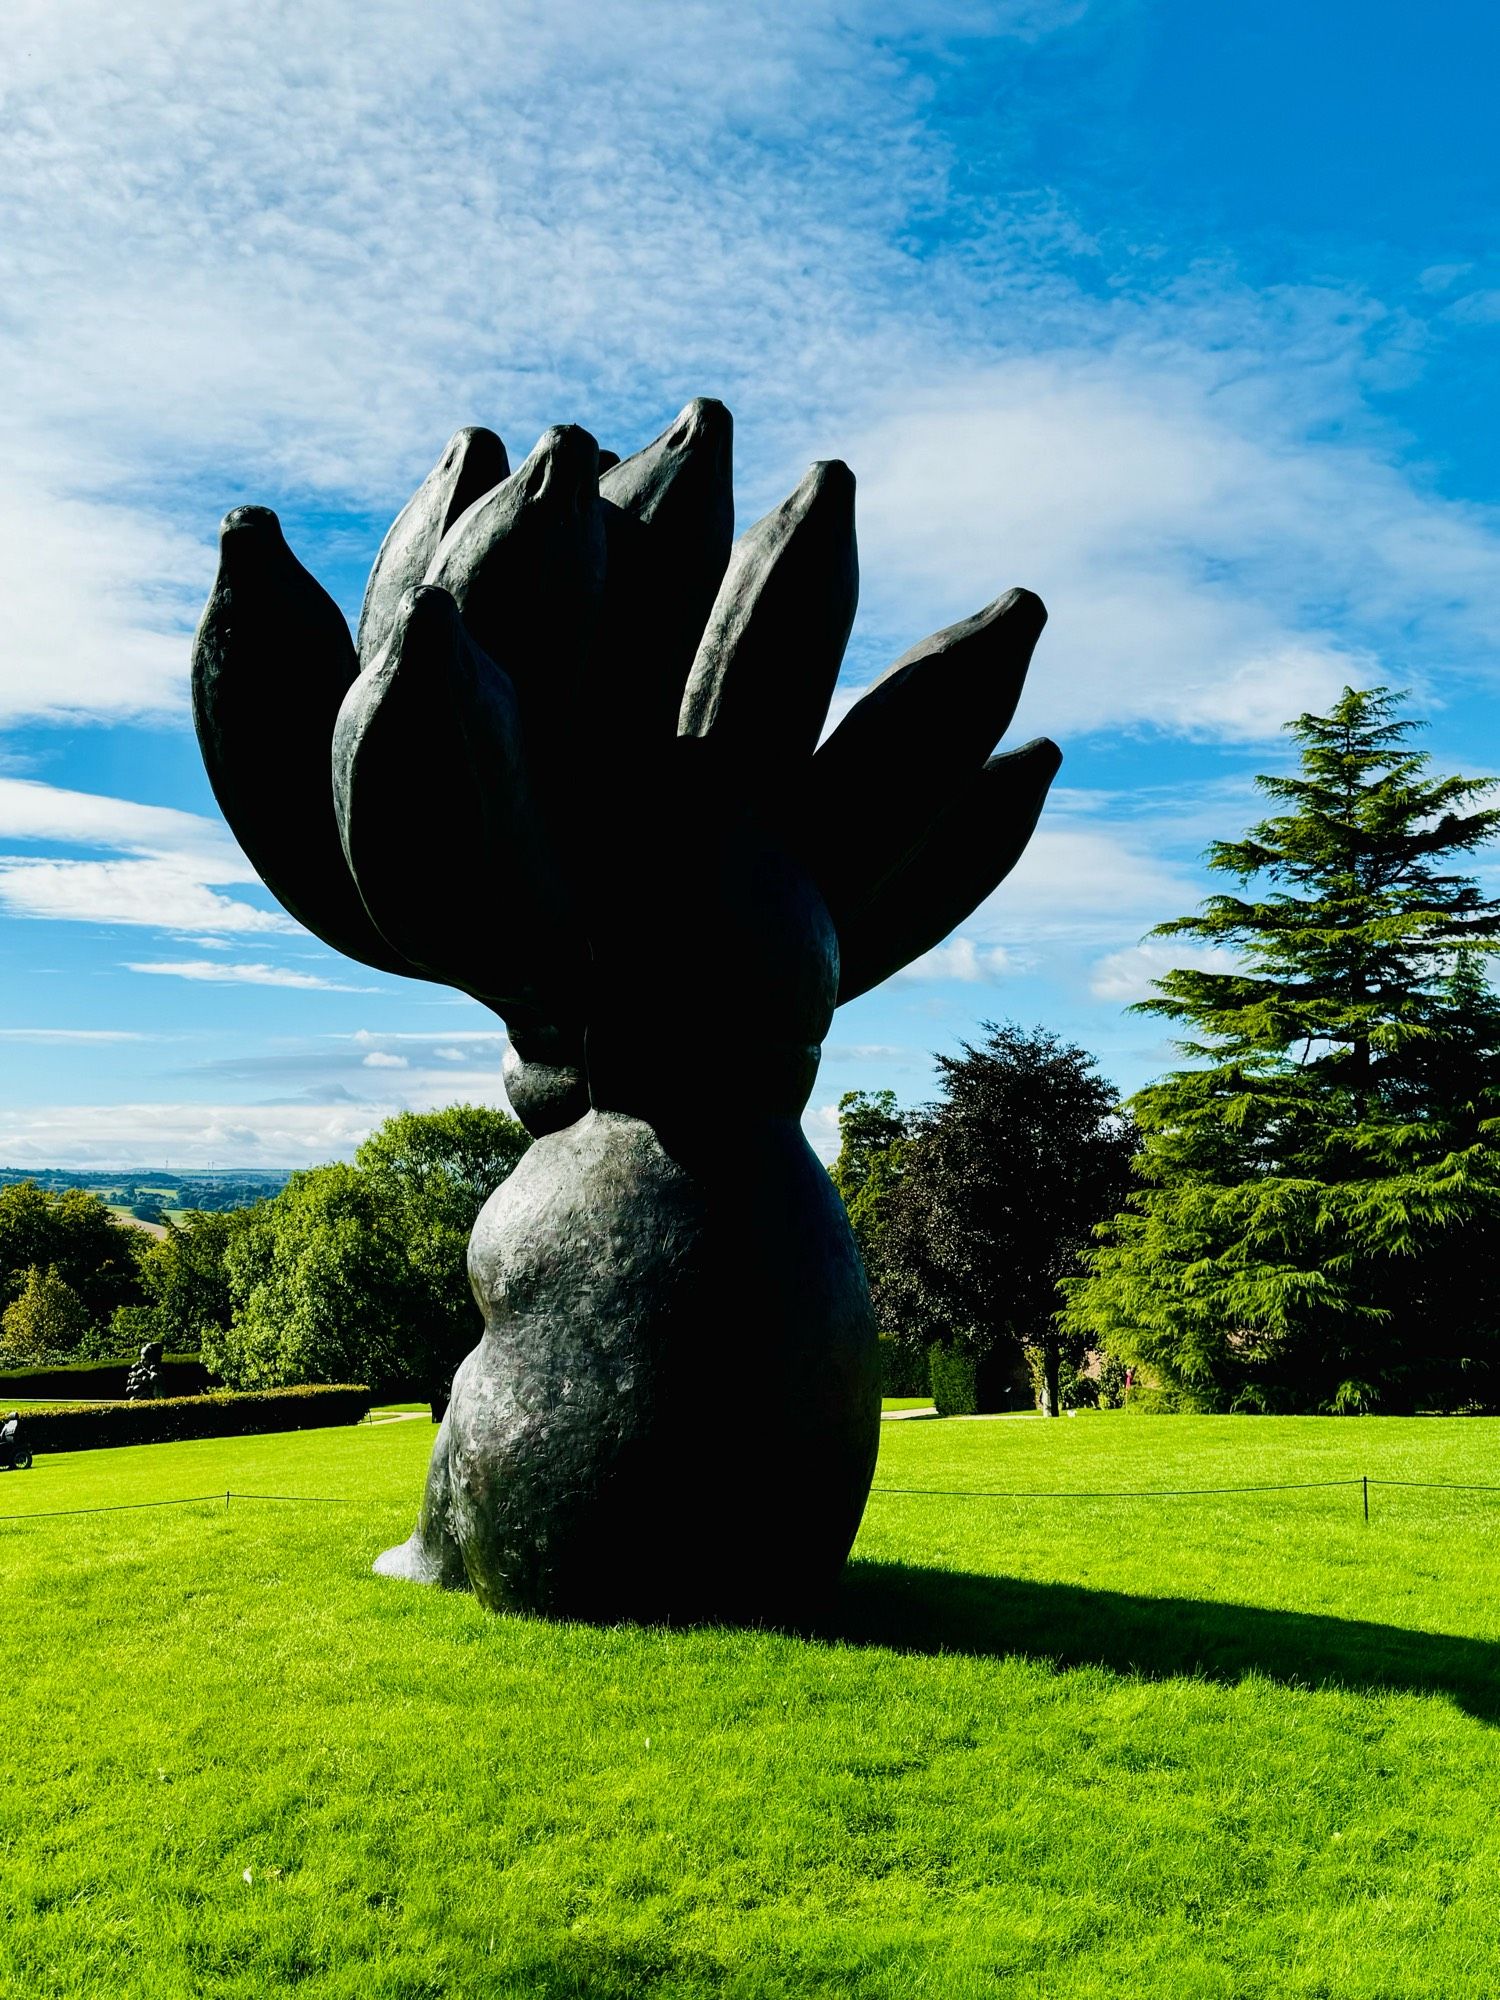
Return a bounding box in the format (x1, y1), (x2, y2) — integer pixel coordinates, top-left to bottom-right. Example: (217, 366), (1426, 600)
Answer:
(191, 399), (1058, 1623)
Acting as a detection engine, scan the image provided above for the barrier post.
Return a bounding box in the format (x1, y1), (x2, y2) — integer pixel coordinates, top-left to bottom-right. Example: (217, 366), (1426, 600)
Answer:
(1363, 1475), (1369, 1523)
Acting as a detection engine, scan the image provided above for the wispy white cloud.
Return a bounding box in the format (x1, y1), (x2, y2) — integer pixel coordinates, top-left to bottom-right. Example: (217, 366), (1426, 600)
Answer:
(0, 477), (203, 726)
(0, 1027), (147, 1043)
(848, 346), (1500, 743)
(1090, 938), (1241, 1005)
(0, 1100), (388, 1170)
(802, 1099), (844, 1165)
(0, 1062), (516, 1165)
(895, 939), (1018, 983)
(6, 0), (1495, 756)
(0, 777), (248, 872)
(0, 775), (294, 934)
(126, 960), (374, 991)
(361, 1050), (409, 1068)
(348, 1028), (506, 1044)
(959, 818), (1197, 953)
(0, 860), (291, 934)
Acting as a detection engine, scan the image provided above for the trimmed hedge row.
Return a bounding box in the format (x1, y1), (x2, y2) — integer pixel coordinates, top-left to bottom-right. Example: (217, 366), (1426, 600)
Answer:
(19, 1385), (372, 1453)
(876, 1335), (929, 1400)
(0, 1355), (213, 1402)
(926, 1344), (1030, 1417)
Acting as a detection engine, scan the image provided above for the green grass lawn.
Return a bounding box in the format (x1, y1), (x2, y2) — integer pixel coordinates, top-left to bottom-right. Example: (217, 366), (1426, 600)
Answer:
(879, 1396), (934, 1412)
(6, 1413), (1500, 1998)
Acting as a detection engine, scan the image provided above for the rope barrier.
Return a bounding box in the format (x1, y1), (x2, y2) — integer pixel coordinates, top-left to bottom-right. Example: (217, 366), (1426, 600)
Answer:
(0, 1489), (350, 1524)
(0, 1492), (226, 1523)
(6, 1474), (1500, 1528)
(872, 1478), (1363, 1500)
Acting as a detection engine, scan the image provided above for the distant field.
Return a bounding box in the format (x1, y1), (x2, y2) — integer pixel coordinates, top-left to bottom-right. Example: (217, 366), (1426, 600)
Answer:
(5, 1413), (1500, 1997)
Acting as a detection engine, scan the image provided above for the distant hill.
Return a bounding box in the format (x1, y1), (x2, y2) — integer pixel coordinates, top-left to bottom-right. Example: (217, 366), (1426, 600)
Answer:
(0, 1167), (293, 1214)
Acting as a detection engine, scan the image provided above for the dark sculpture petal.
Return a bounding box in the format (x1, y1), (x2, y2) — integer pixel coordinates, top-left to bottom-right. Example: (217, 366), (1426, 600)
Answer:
(191, 506), (414, 974)
(596, 398), (734, 752)
(835, 737), (1062, 1003)
(677, 459), (857, 768)
(802, 588), (1047, 920)
(331, 585), (584, 1025)
(425, 425), (606, 826)
(356, 426), (510, 671)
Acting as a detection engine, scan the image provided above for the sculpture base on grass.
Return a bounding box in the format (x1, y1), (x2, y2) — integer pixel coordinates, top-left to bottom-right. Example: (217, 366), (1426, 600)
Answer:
(375, 1109), (880, 1624)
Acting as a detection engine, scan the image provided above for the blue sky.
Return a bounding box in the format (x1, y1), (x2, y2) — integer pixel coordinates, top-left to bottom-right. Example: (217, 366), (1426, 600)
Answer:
(1, 0), (1497, 1167)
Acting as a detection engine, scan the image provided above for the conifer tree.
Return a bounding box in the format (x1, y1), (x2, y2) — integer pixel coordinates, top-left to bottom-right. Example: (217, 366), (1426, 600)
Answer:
(1067, 687), (1500, 1411)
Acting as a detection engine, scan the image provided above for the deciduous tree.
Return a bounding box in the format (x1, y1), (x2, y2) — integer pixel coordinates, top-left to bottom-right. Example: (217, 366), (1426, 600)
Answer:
(873, 1024), (1133, 1414)
(0, 1181), (142, 1328)
(1, 1264), (92, 1364)
(829, 1089), (911, 1270)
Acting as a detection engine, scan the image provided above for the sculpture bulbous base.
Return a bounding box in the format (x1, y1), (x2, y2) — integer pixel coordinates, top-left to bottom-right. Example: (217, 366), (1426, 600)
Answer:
(376, 1108), (879, 1624)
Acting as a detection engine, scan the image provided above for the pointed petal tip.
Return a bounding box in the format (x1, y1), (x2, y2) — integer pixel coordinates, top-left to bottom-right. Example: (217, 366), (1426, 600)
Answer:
(394, 581), (461, 636)
(671, 397), (732, 447)
(994, 586), (1047, 633)
(216, 506), (290, 583)
(447, 422), (503, 451)
(220, 504), (282, 541)
(438, 424), (510, 483)
(807, 458), (854, 494)
(1002, 735), (1063, 780)
(520, 423), (601, 500)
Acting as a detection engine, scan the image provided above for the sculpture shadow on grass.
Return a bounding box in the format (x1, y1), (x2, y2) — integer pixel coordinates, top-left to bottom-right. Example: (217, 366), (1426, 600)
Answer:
(822, 1561), (1500, 1727)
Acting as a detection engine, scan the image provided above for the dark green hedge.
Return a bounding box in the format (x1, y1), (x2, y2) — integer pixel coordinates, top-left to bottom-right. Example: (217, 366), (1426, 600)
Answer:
(877, 1335), (929, 1399)
(927, 1344), (1027, 1417)
(0, 1355), (213, 1402)
(928, 1344), (979, 1416)
(21, 1385), (372, 1453)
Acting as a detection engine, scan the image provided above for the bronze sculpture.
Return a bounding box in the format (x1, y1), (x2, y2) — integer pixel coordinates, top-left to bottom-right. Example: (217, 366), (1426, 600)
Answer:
(192, 399), (1057, 1621)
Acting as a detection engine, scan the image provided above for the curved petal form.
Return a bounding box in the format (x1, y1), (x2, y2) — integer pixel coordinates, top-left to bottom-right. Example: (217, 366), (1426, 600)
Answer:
(191, 506), (413, 974)
(834, 737), (1062, 1004)
(596, 398), (734, 752)
(801, 587), (1047, 918)
(677, 459), (856, 771)
(356, 426), (510, 670)
(425, 425), (606, 823)
(332, 584), (584, 1025)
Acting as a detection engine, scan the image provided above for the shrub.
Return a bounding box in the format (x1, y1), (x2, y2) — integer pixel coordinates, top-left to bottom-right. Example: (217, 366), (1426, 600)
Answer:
(876, 1335), (928, 1399)
(928, 1343), (978, 1416)
(0, 1264), (92, 1364)
(0, 1355), (214, 1402)
(928, 1342), (1029, 1416)
(20, 1384), (372, 1453)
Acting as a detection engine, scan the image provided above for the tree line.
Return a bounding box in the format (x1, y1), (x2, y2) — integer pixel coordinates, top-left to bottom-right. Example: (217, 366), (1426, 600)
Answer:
(5, 685), (1496, 1419)
(0, 1107), (529, 1408)
(840, 686), (1500, 1415)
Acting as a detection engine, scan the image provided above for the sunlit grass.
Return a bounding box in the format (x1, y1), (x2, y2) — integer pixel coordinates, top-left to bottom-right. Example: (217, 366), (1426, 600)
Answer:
(6, 1413), (1500, 1996)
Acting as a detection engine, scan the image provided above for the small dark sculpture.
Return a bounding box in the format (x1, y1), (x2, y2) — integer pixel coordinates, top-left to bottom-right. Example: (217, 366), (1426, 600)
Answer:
(125, 1341), (164, 1400)
(192, 400), (1058, 1622)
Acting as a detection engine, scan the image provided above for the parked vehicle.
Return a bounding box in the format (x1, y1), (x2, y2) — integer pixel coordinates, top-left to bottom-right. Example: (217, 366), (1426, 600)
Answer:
(0, 1412), (32, 1470)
